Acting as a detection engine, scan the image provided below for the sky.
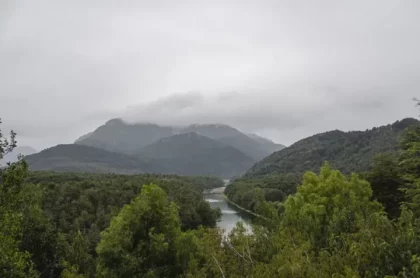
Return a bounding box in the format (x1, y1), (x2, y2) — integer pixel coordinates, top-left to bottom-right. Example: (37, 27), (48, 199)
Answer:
(1, 0), (419, 150)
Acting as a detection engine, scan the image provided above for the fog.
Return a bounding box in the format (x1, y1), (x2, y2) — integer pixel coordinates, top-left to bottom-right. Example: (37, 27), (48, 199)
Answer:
(1, 0), (419, 149)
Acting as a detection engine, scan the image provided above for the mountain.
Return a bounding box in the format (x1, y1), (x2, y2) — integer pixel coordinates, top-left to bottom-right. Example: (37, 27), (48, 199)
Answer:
(180, 124), (243, 139)
(245, 118), (419, 178)
(25, 134), (254, 178)
(25, 144), (165, 174)
(0, 146), (37, 165)
(138, 132), (254, 178)
(74, 132), (93, 143)
(180, 124), (279, 160)
(76, 120), (285, 162)
(247, 133), (286, 152)
(75, 118), (174, 154)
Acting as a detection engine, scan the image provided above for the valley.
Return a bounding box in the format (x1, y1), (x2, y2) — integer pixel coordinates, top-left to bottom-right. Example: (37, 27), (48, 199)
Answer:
(2, 116), (420, 277)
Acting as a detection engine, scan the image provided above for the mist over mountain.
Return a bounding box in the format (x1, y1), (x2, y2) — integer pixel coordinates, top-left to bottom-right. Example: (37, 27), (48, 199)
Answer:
(22, 119), (280, 177)
(76, 118), (283, 161)
(23, 119), (279, 178)
(75, 119), (174, 154)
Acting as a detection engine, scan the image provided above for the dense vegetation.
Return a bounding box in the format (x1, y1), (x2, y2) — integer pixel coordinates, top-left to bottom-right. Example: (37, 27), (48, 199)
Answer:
(224, 173), (300, 211)
(247, 118), (418, 177)
(226, 118), (420, 214)
(2, 112), (420, 277)
(0, 130), (222, 277)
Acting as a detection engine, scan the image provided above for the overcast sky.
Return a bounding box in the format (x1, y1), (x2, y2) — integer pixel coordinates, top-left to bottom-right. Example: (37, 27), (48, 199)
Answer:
(1, 0), (419, 150)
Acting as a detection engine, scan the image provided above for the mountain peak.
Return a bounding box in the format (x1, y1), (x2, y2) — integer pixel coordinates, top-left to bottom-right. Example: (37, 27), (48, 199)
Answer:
(105, 118), (125, 125)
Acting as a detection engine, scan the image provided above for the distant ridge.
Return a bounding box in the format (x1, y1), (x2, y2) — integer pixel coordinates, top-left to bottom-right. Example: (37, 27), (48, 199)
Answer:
(138, 132), (255, 177)
(25, 144), (165, 174)
(245, 118), (419, 177)
(75, 120), (284, 162)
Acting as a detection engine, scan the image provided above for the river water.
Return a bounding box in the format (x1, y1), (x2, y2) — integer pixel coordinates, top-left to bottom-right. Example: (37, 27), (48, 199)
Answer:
(204, 185), (252, 234)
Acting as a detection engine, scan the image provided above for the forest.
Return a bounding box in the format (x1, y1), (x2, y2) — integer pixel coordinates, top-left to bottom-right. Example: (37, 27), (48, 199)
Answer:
(1, 112), (420, 277)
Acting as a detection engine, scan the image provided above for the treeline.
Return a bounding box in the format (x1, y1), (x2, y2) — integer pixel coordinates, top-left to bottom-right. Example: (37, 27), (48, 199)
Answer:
(224, 173), (300, 212)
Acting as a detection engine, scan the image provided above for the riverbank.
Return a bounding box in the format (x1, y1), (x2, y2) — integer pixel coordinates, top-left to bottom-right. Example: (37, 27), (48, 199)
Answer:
(223, 195), (266, 219)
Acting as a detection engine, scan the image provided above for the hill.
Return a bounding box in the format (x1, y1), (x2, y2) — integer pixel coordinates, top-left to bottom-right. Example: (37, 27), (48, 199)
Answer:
(181, 124), (281, 160)
(245, 118), (419, 178)
(75, 120), (285, 162)
(25, 144), (165, 174)
(25, 135), (254, 178)
(75, 118), (174, 154)
(138, 132), (254, 178)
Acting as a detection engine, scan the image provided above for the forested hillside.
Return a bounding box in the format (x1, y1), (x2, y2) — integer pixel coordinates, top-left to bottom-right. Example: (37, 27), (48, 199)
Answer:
(246, 118), (419, 177)
(226, 118), (420, 216)
(24, 136), (254, 178)
(25, 144), (166, 174)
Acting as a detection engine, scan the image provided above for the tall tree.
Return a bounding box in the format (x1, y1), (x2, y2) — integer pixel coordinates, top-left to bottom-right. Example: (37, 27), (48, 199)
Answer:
(365, 153), (404, 218)
(0, 119), (38, 277)
(96, 184), (182, 277)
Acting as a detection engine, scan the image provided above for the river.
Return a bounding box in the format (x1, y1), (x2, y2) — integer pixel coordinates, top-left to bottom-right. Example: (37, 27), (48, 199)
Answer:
(204, 184), (252, 235)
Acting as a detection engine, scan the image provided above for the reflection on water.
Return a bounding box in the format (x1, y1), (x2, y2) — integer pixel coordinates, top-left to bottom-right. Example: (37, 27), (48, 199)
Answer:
(204, 190), (251, 235)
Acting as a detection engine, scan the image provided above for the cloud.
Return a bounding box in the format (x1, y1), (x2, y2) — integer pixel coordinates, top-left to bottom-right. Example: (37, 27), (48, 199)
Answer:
(0, 0), (419, 148)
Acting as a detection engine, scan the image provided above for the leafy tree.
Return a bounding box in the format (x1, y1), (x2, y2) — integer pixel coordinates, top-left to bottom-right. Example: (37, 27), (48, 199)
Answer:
(0, 119), (38, 277)
(96, 184), (182, 277)
(283, 163), (383, 249)
(60, 231), (93, 277)
(364, 153), (404, 218)
(400, 124), (420, 217)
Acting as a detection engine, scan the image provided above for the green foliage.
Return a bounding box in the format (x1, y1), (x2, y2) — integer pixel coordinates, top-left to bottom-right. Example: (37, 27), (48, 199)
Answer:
(28, 171), (221, 235)
(96, 184), (181, 277)
(3, 115), (420, 277)
(247, 118), (419, 177)
(363, 153), (405, 218)
(225, 173), (300, 212)
(399, 125), (420, 217)
(283, 163), (383, 249)
(0, 120), (38, 277)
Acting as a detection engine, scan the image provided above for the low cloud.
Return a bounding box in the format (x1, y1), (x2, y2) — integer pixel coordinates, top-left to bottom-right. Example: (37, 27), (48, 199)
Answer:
(0, 1), (419, 148)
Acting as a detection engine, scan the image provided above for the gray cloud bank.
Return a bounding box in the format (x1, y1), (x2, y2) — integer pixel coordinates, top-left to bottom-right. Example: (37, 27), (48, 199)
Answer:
(0, 0), (419, 149)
